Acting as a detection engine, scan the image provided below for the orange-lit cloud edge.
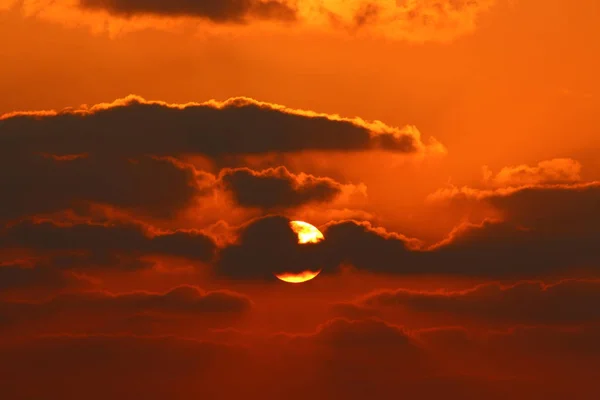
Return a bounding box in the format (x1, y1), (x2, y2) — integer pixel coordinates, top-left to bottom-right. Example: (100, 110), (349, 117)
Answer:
(0, 94), (446, 155)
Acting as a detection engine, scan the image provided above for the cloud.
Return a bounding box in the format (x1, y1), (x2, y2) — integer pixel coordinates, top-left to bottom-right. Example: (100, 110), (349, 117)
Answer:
(79, 0), (297, 22)
(419, 180), (600, 277)
(428, 181), (600, 273)
(482, 158), (582, 186)
(0, 335), (254, 400)
(0, 286), (253, 336)
(0, 153), (206, 222)
(218, 166), (363, 210)
(0, 148), (356, 223)
(216, 191), (600, 279)
(3, 0), (496, 42)
(1, 321), (599, 399)
(484, 182), (600, 235)
(0, 262), (79, 291)
(336, 279), (600, 325)
(0, 95), (435, 222)
(0, 220), (217, 264)
(0, 95), (438, 158)
(293, 317), (417, 349)
(312, 0), (496, 41)
(217, 215), (326, 280)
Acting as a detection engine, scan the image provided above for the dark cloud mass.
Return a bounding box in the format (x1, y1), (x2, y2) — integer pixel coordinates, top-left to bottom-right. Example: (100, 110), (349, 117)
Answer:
(217, 191), (600, 279)
(485, 182), (600, 235)
(0, 286), (253, 336)
(218, 215), (326, 279)
(79, 0), (297, 22)
(336, 279), (600, 325)
(219, 166), (344, 209)
(0, 154), (202, 221)
(1, 323), (599, 400)
(0, 220), (216, 263)
(0, 96), (424, 158)
(0, 96), (426, 222)
(0, 262), (78, 291)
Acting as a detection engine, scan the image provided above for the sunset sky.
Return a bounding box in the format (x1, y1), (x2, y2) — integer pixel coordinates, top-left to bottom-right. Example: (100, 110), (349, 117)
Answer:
(1, 1), (599, 399)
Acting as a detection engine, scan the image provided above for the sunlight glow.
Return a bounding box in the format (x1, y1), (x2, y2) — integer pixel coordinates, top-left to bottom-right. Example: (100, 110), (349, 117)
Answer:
(275, 270), (322, 284)
(290, 220), (324, 244)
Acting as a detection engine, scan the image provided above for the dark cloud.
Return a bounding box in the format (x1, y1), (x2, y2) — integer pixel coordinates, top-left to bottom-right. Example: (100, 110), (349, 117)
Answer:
(320, 220), (422, 273)
(219, 166), (344, 209)
(0, 96), (430, 222)
(0, 286), (253, 336)
(0, 262), (78, 291)
(0, 154), (203, 222)
(1, 322), (599, 399)
(423, 182), (600, 277)
(0, 96), (427, 158)
(0, 220), (216, 264)
(485, 182), (600, 235)
(46, 252), (155, 271)
(0, 335), (253, 400)
(336, 279), (600, 326)
(217, 215), (326, 280)
(79, 0), (297, 23)
(324, 182), (600, 278)
(295, 317), (417, 350)
(217, 193), (600, 279)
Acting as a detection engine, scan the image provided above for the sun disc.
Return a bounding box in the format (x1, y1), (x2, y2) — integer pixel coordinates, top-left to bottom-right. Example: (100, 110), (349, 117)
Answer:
(274, 221), (324, 284)
(289, 220), (324, 244)
(275, 269), (322, 283)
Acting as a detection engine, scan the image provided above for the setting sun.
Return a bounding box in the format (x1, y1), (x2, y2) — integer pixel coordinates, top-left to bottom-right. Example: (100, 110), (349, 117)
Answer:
(1, 0), (598, 397)
(275, 269), (322, 284)
(289, 220), (324, 244)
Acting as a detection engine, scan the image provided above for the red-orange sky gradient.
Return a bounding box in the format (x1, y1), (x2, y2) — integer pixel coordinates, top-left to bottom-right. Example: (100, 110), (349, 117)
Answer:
(1, 1), (600, 399)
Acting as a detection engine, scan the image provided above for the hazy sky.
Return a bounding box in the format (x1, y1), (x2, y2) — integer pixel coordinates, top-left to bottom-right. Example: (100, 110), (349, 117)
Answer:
(1, 1), (599, 399)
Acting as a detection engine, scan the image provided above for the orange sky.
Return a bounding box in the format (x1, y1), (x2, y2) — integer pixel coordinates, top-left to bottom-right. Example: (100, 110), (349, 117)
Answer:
(2, 0), (600, 240)
(1, 1), (599, 398)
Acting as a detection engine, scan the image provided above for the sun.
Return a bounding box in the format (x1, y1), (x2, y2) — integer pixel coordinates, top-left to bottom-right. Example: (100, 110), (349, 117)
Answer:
(274, 220), (324, 284)
(275, 270), (322, 283)
(289, 220), (324, 244)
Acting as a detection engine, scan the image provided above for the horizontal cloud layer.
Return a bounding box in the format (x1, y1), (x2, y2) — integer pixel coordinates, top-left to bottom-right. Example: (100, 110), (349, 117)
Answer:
(0, 153), (356, 222)
(0, 95), (437, 157)
(0, 154), (204, 221)
(0, 262), (80, 291)
(0, 220), (216, 263)
(217, 179), (600, 278)
(333, 279), (600, 325)
(1, 320), (598, 399)
(80, 0), (296, 22)
(4, 0), (496, 41)
(0, 286), (252, 336)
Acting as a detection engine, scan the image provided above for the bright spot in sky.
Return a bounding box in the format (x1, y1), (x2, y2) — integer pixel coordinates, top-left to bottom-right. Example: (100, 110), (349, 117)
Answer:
(289, 220), (324, 244)
(274, 221), (324, 283)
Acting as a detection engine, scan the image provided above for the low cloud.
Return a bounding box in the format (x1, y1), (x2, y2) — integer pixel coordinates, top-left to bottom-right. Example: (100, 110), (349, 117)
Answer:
(335, 279), (600, 325)
(0, 286), (253, 336)
(0, 220), (217, 265)
(1, 320), (599, 399)
(219, 166), (364, 210)
(0, 262), (80, 291)
(0, 154), (205, 222)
